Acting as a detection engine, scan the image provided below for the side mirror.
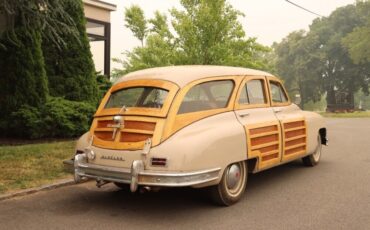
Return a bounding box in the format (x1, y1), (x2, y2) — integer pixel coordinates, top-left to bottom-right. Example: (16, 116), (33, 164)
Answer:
(294, 94), (301, 105)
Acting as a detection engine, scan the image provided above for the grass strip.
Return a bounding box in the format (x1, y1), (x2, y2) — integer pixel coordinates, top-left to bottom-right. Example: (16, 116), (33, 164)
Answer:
(0, 141), (75, 194)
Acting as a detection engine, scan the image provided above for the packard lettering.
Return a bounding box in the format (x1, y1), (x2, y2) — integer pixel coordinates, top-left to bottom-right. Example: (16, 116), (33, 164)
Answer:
(101, 155), (125, 161)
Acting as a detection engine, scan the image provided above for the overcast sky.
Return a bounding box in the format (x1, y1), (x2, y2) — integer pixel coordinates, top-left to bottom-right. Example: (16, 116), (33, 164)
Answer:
(94, 0), (355, 71)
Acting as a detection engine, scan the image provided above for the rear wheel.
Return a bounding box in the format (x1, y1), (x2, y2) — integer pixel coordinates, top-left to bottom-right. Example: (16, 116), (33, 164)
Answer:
(209, 161), (247, 206)
(302, 134), (322, 167)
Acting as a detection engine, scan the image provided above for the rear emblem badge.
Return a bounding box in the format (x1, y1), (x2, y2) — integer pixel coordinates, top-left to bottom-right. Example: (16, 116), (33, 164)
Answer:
(101, 155), (125, 161)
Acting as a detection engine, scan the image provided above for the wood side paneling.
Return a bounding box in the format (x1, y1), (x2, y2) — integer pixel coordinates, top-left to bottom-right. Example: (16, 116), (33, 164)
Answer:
(249, 125), (278, 135)
(249, 124), (280, 163)
(251, 134), (279, 146)
(285, 128), (306, 138)
(259, 144), (279, 153)
(284, 120), (304, 129)
(92, 116), (161, 150)
(285, 137), (306, 147)
(120, 132), (152, 142)
(282, 120), (307, 159)
(94, 131), (114, 141)
(124, 121), (156, 131)
(262, 152), (279, 161)
(285, 146), (305, 155)
(97, 120), (114, 128)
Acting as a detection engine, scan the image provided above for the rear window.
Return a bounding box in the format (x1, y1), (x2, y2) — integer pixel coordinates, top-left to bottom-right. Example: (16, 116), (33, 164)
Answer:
(105, 87), (169, 109)
(178, 80), (234, 114)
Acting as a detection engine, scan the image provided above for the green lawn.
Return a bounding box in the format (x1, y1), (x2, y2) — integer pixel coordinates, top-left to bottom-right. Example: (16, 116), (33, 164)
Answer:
(320, 111), (370, 118)
(0, 141), (75, 194)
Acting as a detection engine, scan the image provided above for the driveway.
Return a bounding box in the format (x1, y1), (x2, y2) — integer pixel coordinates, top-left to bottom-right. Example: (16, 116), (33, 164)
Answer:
(1, 118), (370, 230)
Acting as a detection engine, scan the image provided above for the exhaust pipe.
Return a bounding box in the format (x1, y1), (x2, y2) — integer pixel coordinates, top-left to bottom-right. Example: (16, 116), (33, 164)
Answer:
(96, 179), (110, 188)
(139, 186), (151, 193)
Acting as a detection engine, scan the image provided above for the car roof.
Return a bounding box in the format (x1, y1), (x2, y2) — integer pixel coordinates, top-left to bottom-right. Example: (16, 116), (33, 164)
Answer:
(114, 65), (276, 88)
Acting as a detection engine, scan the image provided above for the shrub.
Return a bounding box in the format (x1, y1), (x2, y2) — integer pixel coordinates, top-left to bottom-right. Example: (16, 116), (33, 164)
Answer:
(0, 27), (48, 124)
(10, 97), (96, 139)
(96, 72), (112, 101)
(42, 0), (99, 104)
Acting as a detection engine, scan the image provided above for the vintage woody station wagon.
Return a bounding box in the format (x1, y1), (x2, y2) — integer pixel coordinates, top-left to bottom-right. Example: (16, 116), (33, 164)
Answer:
(64, 65), (327, 206)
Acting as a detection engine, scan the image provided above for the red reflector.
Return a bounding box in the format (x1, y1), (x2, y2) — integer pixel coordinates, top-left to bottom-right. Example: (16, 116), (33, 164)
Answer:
(76, 150), (84, 155)
(151, 157), (167, 166)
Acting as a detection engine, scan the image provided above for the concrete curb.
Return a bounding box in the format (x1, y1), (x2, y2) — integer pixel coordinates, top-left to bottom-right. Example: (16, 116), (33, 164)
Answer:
(0, 178), (77, 201)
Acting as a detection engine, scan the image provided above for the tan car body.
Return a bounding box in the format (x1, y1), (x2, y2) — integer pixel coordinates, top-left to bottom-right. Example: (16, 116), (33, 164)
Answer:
(68, 66), (327, 193)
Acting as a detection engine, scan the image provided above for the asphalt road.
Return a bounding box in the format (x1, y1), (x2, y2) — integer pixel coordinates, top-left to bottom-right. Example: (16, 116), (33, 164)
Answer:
(1, 118), (370, 230)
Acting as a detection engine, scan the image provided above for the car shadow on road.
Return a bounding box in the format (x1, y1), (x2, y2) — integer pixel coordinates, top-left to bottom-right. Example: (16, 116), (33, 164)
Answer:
(51, 159), (319, 218)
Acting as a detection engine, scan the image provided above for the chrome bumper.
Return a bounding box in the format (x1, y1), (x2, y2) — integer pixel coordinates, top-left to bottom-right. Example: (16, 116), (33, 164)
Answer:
(70, 154), (221, 192)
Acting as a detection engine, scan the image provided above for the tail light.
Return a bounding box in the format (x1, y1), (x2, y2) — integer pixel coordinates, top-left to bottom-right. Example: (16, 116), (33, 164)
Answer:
(151, 157), (167, 167)
(75, 150), (84, 155)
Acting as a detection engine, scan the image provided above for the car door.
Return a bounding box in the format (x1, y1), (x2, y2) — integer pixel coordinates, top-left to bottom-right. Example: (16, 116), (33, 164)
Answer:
(234, 76), (282, 171)
(267, 77), (308, 162)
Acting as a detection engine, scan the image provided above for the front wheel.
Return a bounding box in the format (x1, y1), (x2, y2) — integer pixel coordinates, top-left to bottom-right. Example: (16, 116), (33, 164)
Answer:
(209, 161), (247, 206)
(302, 134), (322, 167)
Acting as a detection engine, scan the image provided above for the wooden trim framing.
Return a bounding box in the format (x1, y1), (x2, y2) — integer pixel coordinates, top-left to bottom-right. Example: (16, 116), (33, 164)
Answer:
(92, 115), (166, 150)
(281, 118), (307, 162)
(94, 79), (179, 118)
(245, 121), (282, 170)
(162, 76), (244, 140)
(234, 76), (270, 110)
(266, 76), (292, 107)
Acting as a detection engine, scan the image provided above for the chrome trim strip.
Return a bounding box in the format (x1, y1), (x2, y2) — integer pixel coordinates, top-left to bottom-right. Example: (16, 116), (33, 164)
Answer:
(78, 162), (131, 174)
(139, 168), (221, 177)
(73, 156), (221, 189)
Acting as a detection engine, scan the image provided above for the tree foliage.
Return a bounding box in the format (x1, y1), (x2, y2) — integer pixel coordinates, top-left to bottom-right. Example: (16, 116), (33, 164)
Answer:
(10, 97), (96, 139)
(274, 1), (370, 109)
(124, 5), (147, 47)
(0, 0), (101, 139)
(343, 26), (370, 64)
(0, 27), (48, 134)
(0, 0), (78, 49)
(113, 0), (269, 78)
(342, 1), (370, 65)
(273, 30), (324, 109)
(42, 0), (99, 104)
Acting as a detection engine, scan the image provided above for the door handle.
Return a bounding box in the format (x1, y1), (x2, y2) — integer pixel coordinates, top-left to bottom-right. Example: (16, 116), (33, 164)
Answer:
(239, 112), (250, 118)
(273, 108), (282, 113)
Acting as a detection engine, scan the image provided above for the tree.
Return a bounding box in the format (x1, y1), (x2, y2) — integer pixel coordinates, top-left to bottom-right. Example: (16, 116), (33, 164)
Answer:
(42, 0), (98, 104)
(113, 0), (269, 77)
(0, 0), (99, 138)
(343, 26), (370, 64)
(124, 5), (147, 47)
(0, 0), (78, 49)
(309, 4), (369, 110)
(274, 2), (370, 110)
(0, 28), (48, 135)
(342, 1), (370, 65)
(273, 30), (324, 109)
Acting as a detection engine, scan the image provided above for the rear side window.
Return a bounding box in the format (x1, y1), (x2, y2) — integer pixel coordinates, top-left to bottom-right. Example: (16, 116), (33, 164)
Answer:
(239, 79), (267, 105)
(270, 81), (288, 103)
(178, 80), (234, 114)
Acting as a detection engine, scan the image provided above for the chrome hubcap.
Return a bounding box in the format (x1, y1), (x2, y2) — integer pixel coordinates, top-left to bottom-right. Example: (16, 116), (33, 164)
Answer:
(226, 164), (241, 190)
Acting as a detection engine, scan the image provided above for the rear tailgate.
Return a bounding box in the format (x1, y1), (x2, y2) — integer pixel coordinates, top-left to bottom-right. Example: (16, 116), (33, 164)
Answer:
(90, 79), (179, 151)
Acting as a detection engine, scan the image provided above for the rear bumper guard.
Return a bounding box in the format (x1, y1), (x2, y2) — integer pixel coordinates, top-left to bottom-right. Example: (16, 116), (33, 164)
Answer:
(65, 154), (221, 192)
